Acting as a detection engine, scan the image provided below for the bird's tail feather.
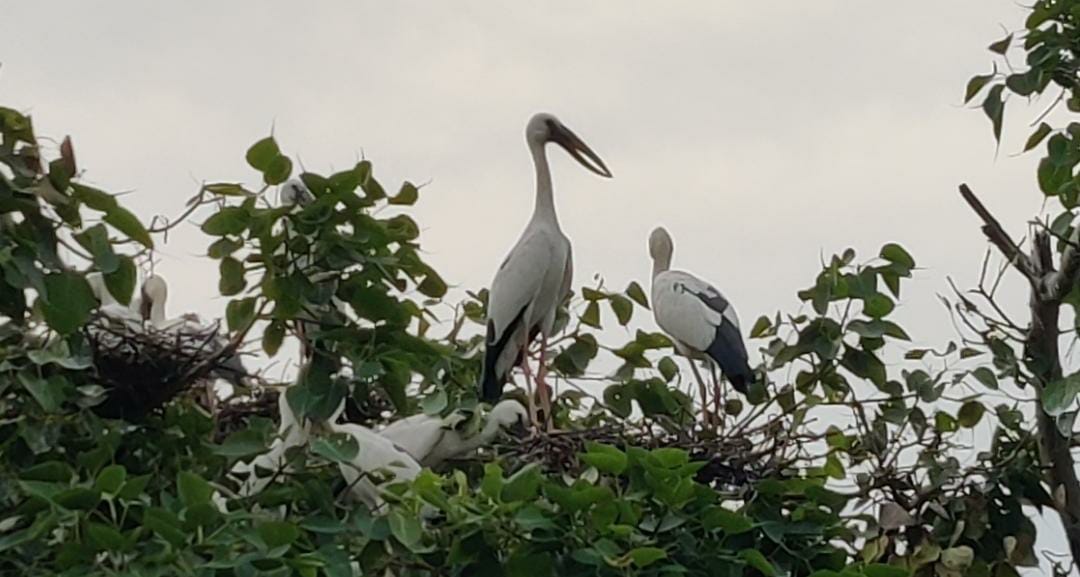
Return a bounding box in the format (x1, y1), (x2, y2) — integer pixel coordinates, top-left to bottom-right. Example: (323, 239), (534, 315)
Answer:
(480, 306), (529, 402)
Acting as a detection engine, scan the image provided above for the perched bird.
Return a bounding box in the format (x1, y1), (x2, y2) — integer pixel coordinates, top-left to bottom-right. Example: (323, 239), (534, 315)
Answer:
(481, 113), (612, 429)
(379, 399), (529, 468)
(648, 227), (754, 422)
(324, 404), (423, 512)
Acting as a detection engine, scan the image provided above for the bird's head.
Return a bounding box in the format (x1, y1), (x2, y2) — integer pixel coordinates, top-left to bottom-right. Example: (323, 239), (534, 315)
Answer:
(490, 399), (529, 437)
(526, 113), (612, 178)
(649, 226), (674, 265)
(140, 274), (168, 320)
(279, 179), (314, 207)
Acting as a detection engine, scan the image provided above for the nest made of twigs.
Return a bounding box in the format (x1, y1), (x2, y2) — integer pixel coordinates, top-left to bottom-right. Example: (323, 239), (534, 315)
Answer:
(84, 314), (243, 421)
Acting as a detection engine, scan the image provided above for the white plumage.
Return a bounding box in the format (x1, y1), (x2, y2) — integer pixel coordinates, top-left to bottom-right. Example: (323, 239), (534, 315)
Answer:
(648, 227), (754, 420)
(233, 390), (309, 497)
(326, 412), (422, 512)
(86, 272), (142, 326)
(379, 399), (528, 468)
(481, 113), (612, 429)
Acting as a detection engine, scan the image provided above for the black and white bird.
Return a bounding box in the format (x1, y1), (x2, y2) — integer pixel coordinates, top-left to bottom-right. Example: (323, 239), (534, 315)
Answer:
(481, 113), (612, 429)
(648, 227), (754, 422)
(378, 399), (528, 468)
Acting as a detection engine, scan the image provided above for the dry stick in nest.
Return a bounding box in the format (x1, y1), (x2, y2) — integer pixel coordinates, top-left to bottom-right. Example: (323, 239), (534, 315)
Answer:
(85, 303), (264, 421)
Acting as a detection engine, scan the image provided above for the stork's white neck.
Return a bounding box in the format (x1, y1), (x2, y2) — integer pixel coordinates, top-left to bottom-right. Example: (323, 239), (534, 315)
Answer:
(529, 140), (559, 226)
(651, 254), (672, 280)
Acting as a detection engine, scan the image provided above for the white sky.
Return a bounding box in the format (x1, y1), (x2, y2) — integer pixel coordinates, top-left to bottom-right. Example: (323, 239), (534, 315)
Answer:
(0, 1), (1068, 571)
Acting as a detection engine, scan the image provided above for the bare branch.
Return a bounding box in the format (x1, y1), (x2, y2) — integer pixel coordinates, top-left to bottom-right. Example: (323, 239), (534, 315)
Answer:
(958, 184), (1038, 282)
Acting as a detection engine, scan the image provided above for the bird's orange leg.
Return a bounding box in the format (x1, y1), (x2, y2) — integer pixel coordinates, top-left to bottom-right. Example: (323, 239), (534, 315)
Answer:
(535, 334), (554, 431)
(687, 361), (714, 429)
(520, 339), (540, 430)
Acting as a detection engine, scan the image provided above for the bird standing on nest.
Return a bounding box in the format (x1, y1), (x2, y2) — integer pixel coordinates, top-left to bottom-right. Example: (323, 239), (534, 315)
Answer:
(647, 227), (754, 425)
(480, 113), (612, 431)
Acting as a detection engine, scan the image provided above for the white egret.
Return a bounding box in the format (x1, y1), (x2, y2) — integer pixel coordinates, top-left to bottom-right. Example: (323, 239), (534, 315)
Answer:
(379, 399), (528, 468)
(481, 113), (612, 430)
(648, 227), (754, 423)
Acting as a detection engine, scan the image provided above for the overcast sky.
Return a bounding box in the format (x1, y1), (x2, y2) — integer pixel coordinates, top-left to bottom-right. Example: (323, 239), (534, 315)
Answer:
(0, 1), (1065, 569)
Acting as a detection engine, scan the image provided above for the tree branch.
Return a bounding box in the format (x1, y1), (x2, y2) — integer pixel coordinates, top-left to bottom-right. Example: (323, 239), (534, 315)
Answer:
(958, 184), (1038, 282)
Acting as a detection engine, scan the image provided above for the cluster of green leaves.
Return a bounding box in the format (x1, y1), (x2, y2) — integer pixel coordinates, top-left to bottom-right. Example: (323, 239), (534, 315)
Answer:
(197, 136), (461, 421)
(966, 0), (1080, 205)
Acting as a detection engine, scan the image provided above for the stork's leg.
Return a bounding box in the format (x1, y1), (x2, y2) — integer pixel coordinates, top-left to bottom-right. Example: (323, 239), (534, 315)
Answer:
(520, 339), (540, 430)
(687, 361), (712, 427)
(709, 363), (723, 430)
(535, 334), (553, 431)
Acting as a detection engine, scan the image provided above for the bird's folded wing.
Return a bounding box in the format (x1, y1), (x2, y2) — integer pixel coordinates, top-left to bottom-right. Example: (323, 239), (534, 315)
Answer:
(487, 232), (555, 341)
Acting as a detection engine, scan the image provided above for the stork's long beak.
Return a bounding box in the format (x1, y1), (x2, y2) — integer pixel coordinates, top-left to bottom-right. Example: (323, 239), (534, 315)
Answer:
(550, 123), (613, 178)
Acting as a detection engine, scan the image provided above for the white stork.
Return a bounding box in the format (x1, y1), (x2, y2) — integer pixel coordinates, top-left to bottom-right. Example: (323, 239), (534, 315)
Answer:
(378, 399), (528, 468)
(481, 113), (612, 429)
(648, 227), (754, 423)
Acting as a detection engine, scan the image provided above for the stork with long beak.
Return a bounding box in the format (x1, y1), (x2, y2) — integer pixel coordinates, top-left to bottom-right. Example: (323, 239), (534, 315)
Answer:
(480, 113), (612, 430)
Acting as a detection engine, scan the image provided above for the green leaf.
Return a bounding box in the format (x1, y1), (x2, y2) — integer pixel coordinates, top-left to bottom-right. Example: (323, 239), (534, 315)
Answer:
(71, 183), (118, 212)
(609, 294), (633, 326)
(74, 224), (118, 273)
(264, 155), (293, 185)
(982, 84), (1006, 143)
(958, 401), (985, 428)
(388, 510), (422, 548)
(389, 181), (419, 205)
(1025, 122), (1053, 152)
(501, 463), (542, 502)
(581, 301), (601, 329)
(104, 206), (153, 248)
(207, 237), (243, 259)
(95, 465), (126, 494)
(629, 547), (667, 568)
(219, 257), (246, 296)
(702, 507), (753, 534)
(863, 564), (911, 577)
(204, 182), (253, 197)
(86, 522), (126, 552)
(863, 293), (895, 319)
(750, 315), (772, 338)
(965, 72), (994, 104)
(263, 320), (285, 356)
(210, 429), (268, 458)
(201, 207), (249, 236)
(824, 454), (845, 479)
(417, 270), (448, 299)
(880, 243), (915, 270)
(177, 471), (212, 508)
(988, 33), (1012, 55)
(105, 256), (136, 305)
(971, 367), (998, 390)
(311, 433), (359, 464)
(55, 487), (101, 510)
(18, 371), (67, 413)
(480, 463), (504, 500)
(658, 357), (678, 382)
(225, 297), (257, 333)
(42, 271), (96, 334)
(246, 137), (281, 171)
(739, 549), (776, 576)
(1044, 372), (1080, 416)
(143, 507), (186, 546)
(21, 461), (73, 483)
(258, 520), (300, 550)
(580, 443), (627, 475)
(625, 281), (649, 308)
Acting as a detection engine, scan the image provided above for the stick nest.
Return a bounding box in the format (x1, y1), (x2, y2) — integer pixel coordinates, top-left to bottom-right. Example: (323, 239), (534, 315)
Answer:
(83, 314), (245, 421)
